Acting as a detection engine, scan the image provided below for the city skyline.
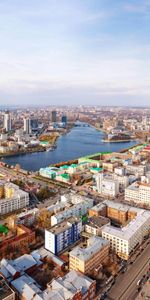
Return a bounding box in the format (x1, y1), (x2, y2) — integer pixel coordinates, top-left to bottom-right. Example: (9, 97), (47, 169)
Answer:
(0, 0), (150, 106)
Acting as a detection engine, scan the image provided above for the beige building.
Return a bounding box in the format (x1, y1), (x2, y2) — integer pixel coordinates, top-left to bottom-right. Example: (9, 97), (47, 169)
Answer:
(102, 204), (150, 260)
(0, 180), (29, 215)
(125, 182), (150, 206)
(69, 236), (109, 275)
(85, 216), (110, 236)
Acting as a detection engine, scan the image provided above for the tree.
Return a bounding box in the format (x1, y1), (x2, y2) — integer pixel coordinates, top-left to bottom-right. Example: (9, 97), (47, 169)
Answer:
(6, 215), (17, 232)
(36, 209), (52, 229)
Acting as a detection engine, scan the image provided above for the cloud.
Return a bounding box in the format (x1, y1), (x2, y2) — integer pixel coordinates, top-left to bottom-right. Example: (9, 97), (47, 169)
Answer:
(0, 1), (150, 106)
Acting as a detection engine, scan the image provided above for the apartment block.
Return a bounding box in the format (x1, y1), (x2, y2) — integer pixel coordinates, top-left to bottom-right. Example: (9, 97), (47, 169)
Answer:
(51, 197), (93, 226)
(45, 217), (82, 254)
(95, 173), (119, 197)
(0, 181), (29, 215)
(125, 182), (150, 206)
(69, 236), (109, 275)
(126, 164), (146, 176)
(102, 203), (150, 260)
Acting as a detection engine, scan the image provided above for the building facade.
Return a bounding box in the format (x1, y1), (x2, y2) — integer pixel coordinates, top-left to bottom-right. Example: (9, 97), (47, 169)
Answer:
(45, 217), (82, 254)
(51, 198), (93, 226)
(69, 236), (109, 275)
(125, 182), (150, 206)
(96, 173), (119, 197)
(3, 111), (12, 132)
(0, 181), (29, 215)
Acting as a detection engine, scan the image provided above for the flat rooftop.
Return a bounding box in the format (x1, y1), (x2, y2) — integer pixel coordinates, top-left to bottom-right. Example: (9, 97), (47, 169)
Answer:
(86, 216), (110, 228)
(70, 236), (109, 261)
(102, 208), (150, 241)
(48, 217), (81, 235)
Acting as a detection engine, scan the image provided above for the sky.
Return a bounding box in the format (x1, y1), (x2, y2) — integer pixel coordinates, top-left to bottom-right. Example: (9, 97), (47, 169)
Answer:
(0, 0), (150, 106)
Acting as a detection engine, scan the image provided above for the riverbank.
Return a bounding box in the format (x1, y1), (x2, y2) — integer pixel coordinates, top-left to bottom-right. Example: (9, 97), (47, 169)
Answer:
(102, 139), (134, 143)
(0, 147), (46, 159)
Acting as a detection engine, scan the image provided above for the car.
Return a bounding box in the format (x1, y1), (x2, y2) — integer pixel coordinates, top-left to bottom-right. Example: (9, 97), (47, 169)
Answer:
(100, 292), (107, 300)
(136, 286), (142, 292)
(121, 267), (127, 273)
(137, 279), (142, 286)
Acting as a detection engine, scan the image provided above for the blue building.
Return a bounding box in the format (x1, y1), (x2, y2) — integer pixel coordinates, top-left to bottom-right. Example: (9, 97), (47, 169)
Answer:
(62, 114), (67, 124)
(45, 217), (82, 255)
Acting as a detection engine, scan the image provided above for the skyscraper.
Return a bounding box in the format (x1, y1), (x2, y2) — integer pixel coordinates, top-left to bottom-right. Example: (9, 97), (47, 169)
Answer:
(23, 117), (31, 134)
(62, 114), (67, 124)
(51, 110), (57, 123)
(30, 119), (38, 130)
(3, 111), (12, 132)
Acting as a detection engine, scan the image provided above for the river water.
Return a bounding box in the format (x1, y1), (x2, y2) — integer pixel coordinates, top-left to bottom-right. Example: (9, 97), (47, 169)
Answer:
(3, 125), (137, 171)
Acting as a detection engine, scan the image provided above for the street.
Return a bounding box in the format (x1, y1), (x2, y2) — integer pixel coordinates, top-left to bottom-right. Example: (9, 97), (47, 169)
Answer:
(106, 243), (150, 300)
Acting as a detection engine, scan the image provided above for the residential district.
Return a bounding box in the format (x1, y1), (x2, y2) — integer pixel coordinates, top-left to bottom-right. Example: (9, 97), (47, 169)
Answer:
(0, 106), (150, 300)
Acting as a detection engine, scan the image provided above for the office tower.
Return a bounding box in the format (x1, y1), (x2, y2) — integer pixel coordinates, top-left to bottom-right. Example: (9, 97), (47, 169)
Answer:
(23, 117), (31, 134)
(51, 110), (57, 123)
(3, 111), (12, 132)
(30, 118), (38, 130)
(62, 114), (67, 124)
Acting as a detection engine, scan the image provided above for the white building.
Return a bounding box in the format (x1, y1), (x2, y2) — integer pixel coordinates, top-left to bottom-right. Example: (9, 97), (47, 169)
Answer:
(51, 197), (93, 226)
(96, 173), (119, 197)
(47, 270), (96, 300)
(0, 181), (29, 215)
(0, 133), (8, 142)
(126, 164), (146, 176)
(23, 117), (31, 134)
(102, 203), (150, 260)
(45, 217), (82, 254)
(114, 167), (125, 176)
(125, 181), (150, 206)
(3, 111), (12, 132)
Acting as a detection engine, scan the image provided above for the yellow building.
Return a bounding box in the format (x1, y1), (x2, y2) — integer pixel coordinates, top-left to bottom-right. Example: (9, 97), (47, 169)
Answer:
(69, 236), (109, 276)
(0, 183), (4, 199)
(4, 185), (14, 199)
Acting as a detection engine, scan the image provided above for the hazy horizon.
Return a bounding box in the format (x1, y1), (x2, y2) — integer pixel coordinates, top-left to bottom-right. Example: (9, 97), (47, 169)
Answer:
(0, 0), (150, 106)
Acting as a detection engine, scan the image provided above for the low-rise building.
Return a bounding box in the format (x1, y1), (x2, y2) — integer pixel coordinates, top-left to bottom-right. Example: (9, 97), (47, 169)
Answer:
(11, 270), (96, 300)
(0, 224), (35, 257)
(69, 236), (109, 275)
(45, 217), (82, 254)
(85, 216), (110, 236)
(47, 270), (96, 300)
(0, 275), (15, 300)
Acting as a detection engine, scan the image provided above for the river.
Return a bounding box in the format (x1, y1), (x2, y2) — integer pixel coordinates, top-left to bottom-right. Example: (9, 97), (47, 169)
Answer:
(3, 125), (137, 171)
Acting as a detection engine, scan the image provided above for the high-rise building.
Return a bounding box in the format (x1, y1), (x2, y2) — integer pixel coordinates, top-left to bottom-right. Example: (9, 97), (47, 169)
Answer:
(3, 111), (12, 132)
(45, 217), (82, 254)
(62, 114), (67, 124)
(51, 110), (57, 123)
(23, 117), (31, 134)
(30, 118), (38, 130)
